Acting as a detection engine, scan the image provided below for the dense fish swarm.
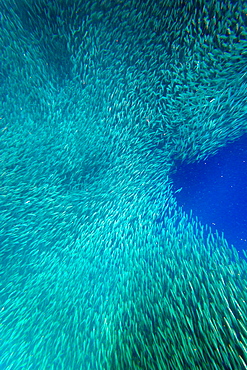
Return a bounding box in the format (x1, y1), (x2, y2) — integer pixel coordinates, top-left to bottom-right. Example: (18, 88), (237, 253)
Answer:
(1, 0), (247, 369)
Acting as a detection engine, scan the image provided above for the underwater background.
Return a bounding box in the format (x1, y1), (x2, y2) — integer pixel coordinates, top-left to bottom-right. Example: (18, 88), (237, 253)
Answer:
(0, 0), (247, 369)
(173, 133), (247, 259)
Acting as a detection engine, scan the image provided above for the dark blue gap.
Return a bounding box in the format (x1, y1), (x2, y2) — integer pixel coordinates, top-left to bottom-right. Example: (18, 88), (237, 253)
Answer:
(172, 134), (247, 257)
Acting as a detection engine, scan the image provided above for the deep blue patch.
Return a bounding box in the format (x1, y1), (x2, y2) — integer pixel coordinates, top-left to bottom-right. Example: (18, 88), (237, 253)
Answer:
(172, 134), (247, 256)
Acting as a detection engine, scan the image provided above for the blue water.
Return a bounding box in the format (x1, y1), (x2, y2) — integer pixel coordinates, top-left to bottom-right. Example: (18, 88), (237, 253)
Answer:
(172, 134), (247, 255)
